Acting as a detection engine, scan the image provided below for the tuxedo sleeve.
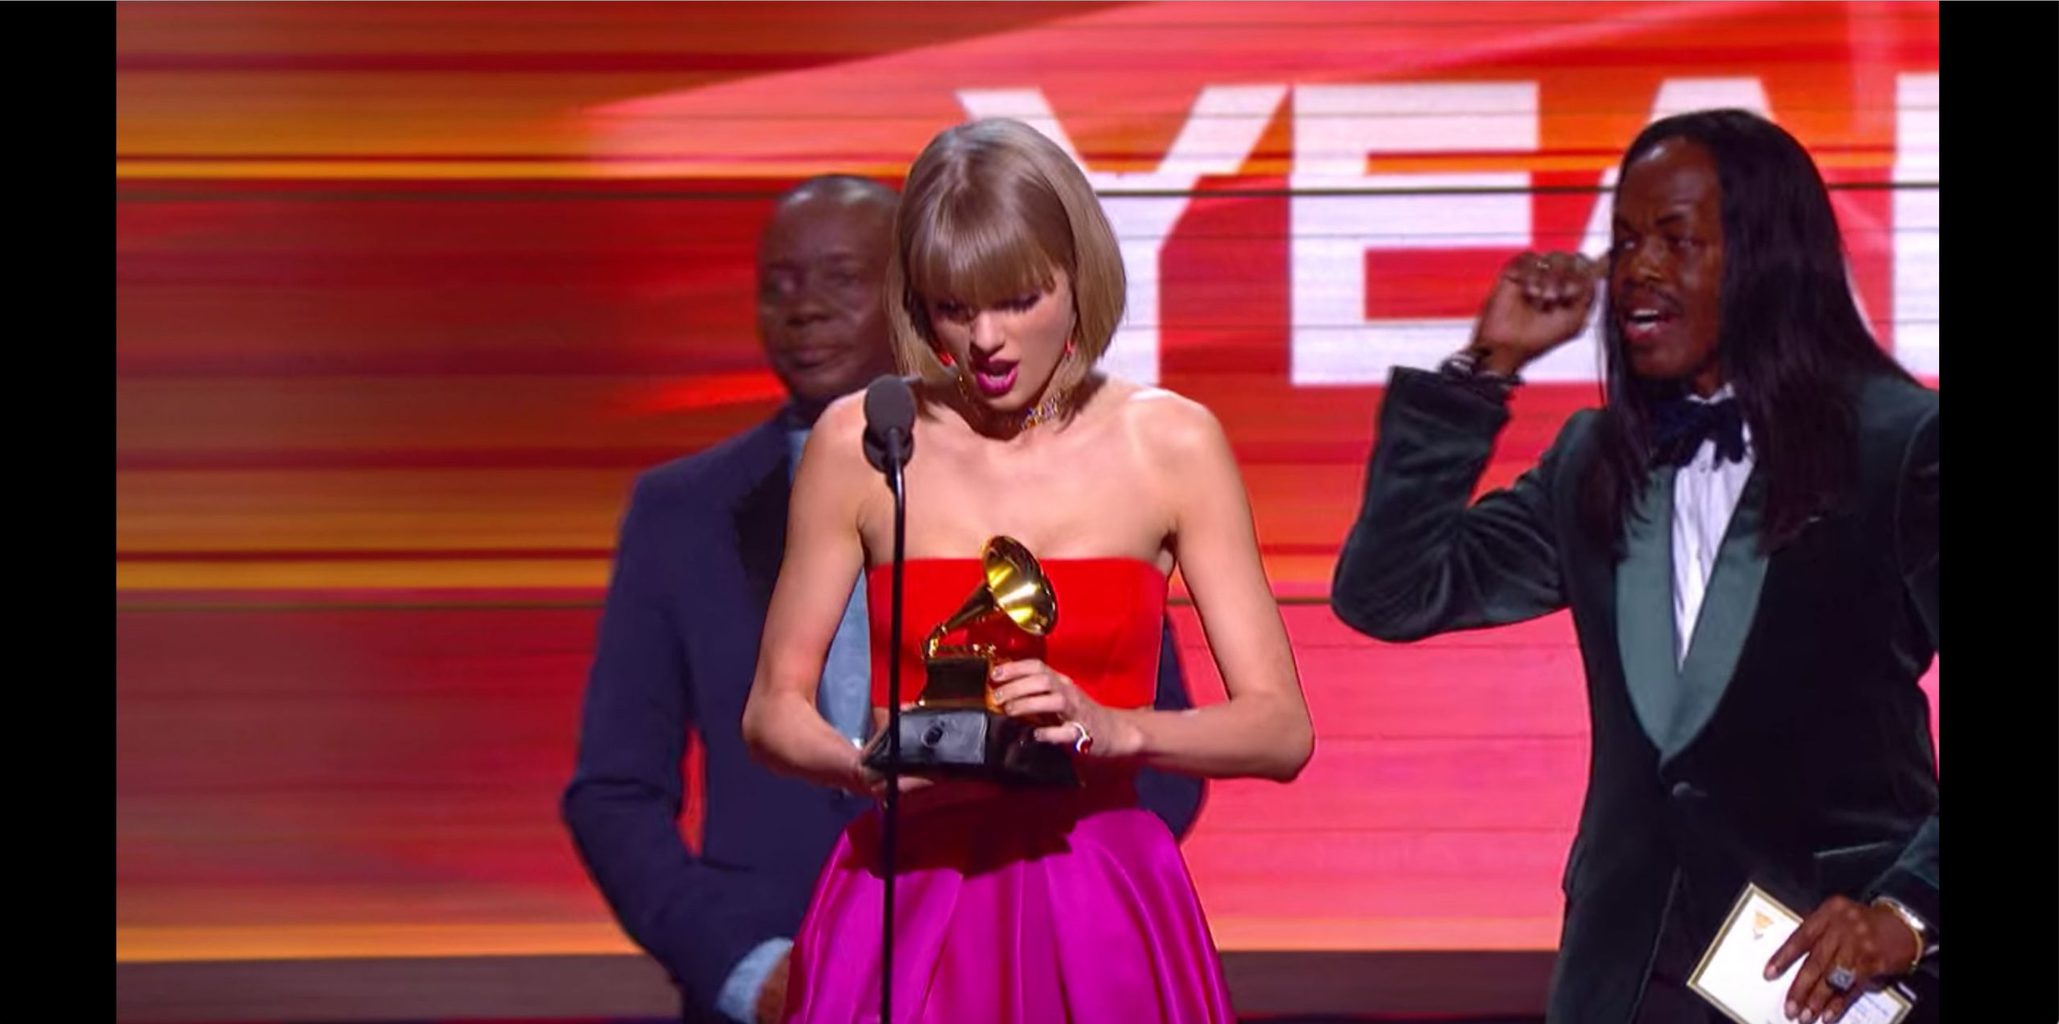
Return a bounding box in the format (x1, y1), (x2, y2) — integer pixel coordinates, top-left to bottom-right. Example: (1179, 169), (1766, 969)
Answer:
(1330, 367), (1582, 642)
(562, 472), (796, 1014)
(1867, 404), (1940, 935)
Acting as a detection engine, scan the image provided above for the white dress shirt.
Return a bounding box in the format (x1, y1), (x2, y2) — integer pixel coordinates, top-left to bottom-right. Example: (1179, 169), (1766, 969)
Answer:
(1670, 385), (1755, 667)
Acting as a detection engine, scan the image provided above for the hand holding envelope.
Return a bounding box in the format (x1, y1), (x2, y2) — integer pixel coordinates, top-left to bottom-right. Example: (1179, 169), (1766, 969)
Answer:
(1690, 884), (1914, 1024)
(1762, 891), (1927, 1024)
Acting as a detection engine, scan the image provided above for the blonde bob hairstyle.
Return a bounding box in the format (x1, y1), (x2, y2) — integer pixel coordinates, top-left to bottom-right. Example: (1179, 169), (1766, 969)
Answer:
(883, 118), (1126, 396)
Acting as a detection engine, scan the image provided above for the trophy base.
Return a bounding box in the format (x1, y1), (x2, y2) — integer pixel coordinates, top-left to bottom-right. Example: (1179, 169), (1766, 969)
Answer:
(861, 707), (1078, 788)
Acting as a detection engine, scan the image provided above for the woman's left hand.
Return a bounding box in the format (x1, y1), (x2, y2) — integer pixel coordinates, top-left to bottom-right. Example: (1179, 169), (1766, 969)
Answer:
(988, 659), (1140, 759)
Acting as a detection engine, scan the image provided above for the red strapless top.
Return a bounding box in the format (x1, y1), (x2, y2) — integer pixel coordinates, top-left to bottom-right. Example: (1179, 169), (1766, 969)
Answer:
(864, 558), (1166, 710)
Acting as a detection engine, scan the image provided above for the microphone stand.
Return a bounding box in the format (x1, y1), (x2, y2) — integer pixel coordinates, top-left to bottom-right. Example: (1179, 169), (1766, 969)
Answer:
(860, 374), (916, 1023)
(880, 427), (907, 1024)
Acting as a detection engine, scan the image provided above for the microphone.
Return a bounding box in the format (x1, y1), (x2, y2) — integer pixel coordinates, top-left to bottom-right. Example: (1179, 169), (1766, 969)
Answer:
(862, 374), (916, 475)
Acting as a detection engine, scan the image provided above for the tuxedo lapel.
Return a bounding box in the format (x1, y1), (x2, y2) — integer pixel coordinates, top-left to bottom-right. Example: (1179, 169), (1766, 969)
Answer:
(1665, 471), (1769, 764)
(731, 419), (794, 614)
(1616, 467), (1681, 753)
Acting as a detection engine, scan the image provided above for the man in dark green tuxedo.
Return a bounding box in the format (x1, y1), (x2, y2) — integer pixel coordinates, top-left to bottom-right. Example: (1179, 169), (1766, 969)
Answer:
(1330, 109), (1938, 1024)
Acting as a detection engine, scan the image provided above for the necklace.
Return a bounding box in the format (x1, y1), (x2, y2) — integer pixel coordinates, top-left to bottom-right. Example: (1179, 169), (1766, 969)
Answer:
(956, 371), (1071, 434)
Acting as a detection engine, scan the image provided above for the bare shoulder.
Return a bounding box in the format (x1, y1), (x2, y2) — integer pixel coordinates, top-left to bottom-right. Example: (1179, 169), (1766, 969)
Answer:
(1112, 383), (1232, 466)
(1108, 383), (1248, 540)
(791, 392), (881, 501)
(815, 390), (869, 440)
(802, 392), (870, 463)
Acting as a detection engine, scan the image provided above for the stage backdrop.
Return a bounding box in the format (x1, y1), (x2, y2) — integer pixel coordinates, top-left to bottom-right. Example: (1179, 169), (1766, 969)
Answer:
(117, 1), (1939, 964)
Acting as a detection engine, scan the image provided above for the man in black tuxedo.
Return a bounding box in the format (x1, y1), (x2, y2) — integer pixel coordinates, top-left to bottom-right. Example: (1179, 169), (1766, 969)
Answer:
(1330, 110), (1938, 1024)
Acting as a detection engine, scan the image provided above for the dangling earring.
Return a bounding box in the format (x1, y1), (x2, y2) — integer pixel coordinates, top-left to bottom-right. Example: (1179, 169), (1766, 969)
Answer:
(936, 348), (956, 368)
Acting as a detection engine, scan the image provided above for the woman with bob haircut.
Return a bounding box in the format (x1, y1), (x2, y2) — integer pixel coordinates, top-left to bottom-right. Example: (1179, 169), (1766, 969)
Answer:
(744, 118), (1313, 1022)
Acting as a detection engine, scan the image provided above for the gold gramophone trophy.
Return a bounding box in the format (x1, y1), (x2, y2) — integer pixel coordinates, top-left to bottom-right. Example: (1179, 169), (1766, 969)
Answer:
(860, 536), (1078, 787)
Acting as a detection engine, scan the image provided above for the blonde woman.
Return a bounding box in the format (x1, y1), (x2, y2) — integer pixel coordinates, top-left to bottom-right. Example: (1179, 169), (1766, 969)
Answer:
(743, 118), (1312, 1022)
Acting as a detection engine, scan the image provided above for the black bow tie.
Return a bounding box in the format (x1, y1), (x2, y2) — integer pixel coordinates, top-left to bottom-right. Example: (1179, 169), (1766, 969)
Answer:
(1650, 397), (1748, 468)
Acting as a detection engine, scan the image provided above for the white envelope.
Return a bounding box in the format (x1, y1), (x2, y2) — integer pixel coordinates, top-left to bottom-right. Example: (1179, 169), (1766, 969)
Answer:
(1688, 882), (1914, 1024)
